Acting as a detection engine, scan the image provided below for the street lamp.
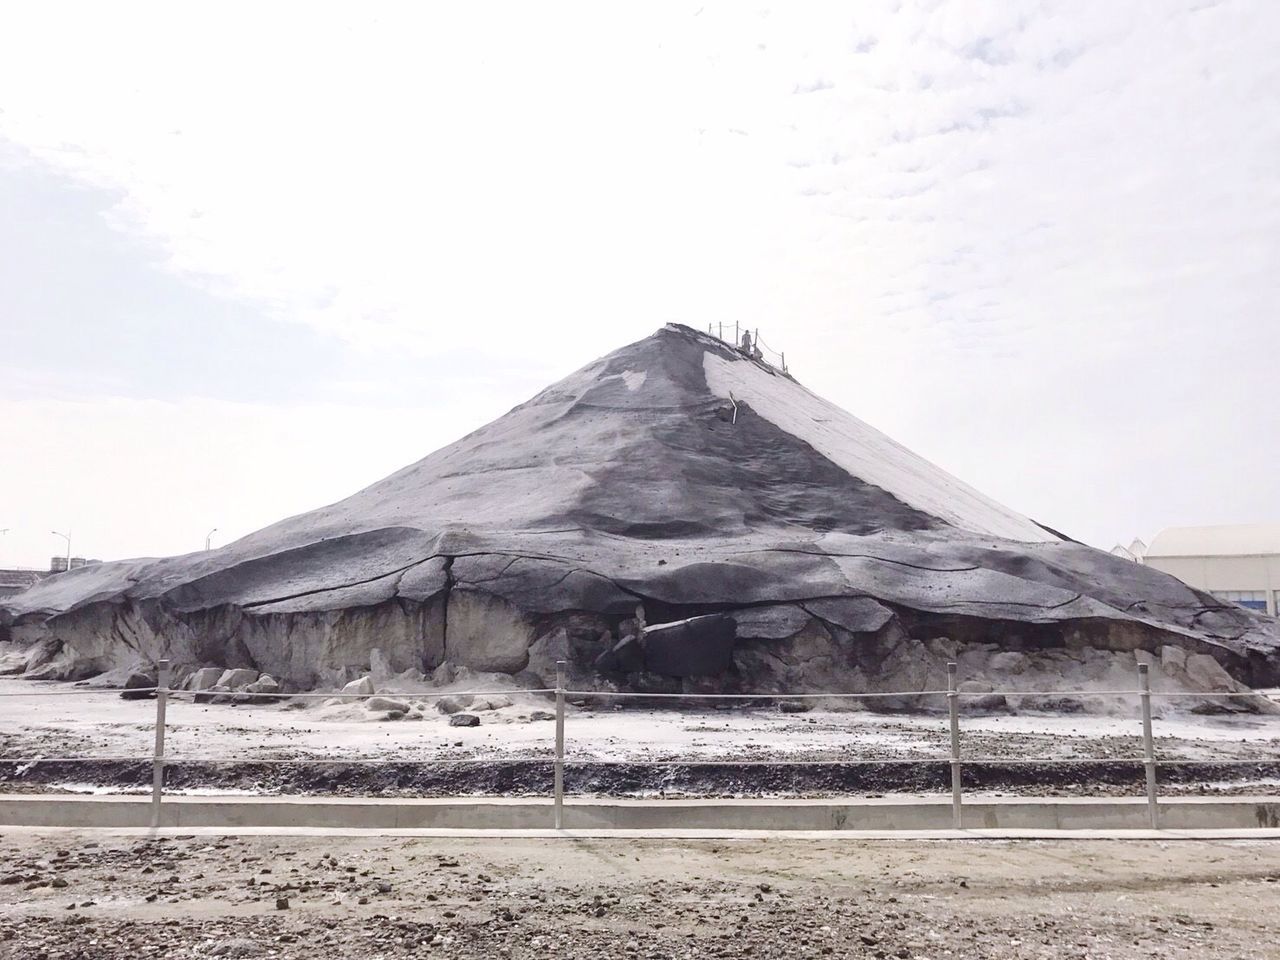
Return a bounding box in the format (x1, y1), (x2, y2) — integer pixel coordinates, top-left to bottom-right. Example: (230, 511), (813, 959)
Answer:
(52, 529), (71, 572)
(205, 528), (218, 551)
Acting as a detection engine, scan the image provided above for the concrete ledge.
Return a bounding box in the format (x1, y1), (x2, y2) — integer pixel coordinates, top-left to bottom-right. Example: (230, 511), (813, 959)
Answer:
(1, 794), (1277, 832)
(7, 826), (1280, 840)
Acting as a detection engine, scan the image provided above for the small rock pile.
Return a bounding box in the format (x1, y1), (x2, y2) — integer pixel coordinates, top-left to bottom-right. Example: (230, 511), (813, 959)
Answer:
(113, 661), (537, 730)
(117, 667), (281, 704)
(188, 668), (281, 705)
(320, 676), (518, 725)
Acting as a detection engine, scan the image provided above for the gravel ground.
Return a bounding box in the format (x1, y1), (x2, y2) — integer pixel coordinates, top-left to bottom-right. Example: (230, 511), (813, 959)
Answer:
(1, 833), (1279, 959)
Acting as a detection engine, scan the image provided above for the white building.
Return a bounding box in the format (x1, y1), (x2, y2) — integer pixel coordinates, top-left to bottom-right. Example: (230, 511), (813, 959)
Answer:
(1115, 524), (1280, 616)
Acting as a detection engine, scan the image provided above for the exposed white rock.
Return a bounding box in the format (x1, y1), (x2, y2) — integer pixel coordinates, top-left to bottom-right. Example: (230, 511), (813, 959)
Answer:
(239, 675), (281, 704)
(1160, 644), (1189, 673)
(471, 695), (513, 711)
(369, 648), (395, 684)
(217, 668), (259, 690)
(446, 591), (533, 674)
(186, 667), (224, 692)
(1183, 654), (1237, 692)
(364, 696), (409, 713)
(341, 676), (375, 699)
(435, 695), (473, 715)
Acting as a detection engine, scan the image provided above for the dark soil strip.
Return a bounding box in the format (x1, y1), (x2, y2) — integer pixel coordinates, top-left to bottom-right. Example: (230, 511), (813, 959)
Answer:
(1, 758), (1277, 797)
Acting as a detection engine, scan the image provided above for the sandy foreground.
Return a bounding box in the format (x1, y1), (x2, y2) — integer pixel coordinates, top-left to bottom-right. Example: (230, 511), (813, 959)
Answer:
(0, 832), (1278, 959)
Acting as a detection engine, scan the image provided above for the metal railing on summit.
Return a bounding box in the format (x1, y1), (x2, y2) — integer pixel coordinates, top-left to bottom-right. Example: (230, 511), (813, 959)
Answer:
(705, 322), (788, 374)
(0, 661), (1277, 830)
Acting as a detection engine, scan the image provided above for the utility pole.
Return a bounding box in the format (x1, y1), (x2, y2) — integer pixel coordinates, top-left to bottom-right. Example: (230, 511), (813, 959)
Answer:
(205, 528), (218, 551)
(52, 529), (71, 571)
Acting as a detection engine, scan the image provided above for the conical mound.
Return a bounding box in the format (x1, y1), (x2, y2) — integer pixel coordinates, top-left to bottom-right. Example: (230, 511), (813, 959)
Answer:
(4, 324), (1278, 697)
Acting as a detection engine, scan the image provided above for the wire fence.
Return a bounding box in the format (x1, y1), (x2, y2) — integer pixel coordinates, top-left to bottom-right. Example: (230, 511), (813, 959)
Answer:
(1, 660), (1277, 830)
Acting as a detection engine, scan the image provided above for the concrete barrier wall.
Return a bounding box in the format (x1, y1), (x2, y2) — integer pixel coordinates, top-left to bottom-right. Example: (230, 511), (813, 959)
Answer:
(1, 794), (1277, 831)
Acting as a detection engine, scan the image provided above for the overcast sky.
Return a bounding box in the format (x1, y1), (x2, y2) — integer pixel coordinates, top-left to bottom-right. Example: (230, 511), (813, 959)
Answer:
(1, 0), (1277, 569)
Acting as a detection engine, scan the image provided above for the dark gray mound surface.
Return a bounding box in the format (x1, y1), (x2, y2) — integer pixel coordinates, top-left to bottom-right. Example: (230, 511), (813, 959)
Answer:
(2, 324), (1277, 695)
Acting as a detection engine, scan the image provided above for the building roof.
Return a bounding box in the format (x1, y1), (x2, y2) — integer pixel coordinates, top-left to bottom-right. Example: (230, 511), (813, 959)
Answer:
(1146, 524), (1280, 559)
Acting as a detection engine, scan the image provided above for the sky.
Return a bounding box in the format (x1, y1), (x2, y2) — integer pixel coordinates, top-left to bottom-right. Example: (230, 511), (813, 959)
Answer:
(1, 0), (1277, 569)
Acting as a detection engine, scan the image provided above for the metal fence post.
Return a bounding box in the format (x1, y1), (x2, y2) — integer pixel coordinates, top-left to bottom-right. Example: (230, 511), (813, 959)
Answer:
(1138, 663), (1159, 829)
(150, 658), (171, 829)
(947, 662), (963, 830)
(554, 660), (566, 830)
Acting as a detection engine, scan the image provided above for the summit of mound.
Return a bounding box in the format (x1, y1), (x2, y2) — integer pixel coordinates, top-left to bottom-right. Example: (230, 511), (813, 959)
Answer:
(190, 322), (1057, 555)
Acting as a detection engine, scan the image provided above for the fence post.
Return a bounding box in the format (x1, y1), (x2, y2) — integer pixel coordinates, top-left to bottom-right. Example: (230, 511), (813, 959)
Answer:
(1138, 663), (1159, 829)
(554, 660), (566, 830)
(150, 659), (171, 829)
(947, 662), (963, 830)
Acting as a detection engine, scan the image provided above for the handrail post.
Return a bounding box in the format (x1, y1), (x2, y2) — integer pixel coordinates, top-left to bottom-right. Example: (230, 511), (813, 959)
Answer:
(1138, 663), (1159, 829)
(947, 662), (962, 830)
(150, 658), (171, 829)
(554, 660), (566, 830)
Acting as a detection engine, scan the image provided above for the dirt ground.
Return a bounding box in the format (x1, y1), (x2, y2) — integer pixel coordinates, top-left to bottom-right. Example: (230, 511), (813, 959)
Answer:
(1, 833), (1278, 959)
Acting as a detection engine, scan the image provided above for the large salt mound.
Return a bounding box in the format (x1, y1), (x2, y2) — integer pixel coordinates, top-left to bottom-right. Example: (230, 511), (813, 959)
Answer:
(2, 324), (1277, 698)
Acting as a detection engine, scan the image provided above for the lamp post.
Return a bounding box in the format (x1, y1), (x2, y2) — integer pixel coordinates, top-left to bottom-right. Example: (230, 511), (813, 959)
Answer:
(52, 530), (71, 571)
(205, 528), (217, 551)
